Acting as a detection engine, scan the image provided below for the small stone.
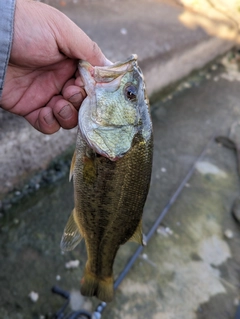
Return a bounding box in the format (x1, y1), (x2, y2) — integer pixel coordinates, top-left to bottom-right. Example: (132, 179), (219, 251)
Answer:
(161, 167), (167, 173)
(56, 275), (61, 281)
(183, 82), (191, 88)
(65, 260), (80, 269)
(13, 218), (19, 225)
(44, 135), (50, 141)
(211, 64), (217, 70)
(157, 225), (173, 237)
(28, 291), (39, 302)
(5, 181), (12, 188)
(234, 297), (240, 306)
(224, 229), (234, 239)
(165, 227), (173, 235)
(142, 253), (148, 260)
(15, 191), (21, 196)
(185, 183), (190, 188)
(213, 76), (219, 81)
(120, 28), (127, 35)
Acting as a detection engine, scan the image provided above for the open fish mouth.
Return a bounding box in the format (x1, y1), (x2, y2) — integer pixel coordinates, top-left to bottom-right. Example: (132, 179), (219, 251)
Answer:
(79, 54), (138, 84)
(78, 55), (139, 99)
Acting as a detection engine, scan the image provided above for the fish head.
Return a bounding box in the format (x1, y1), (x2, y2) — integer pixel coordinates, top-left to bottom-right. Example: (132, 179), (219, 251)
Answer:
(78, 54), (151, 161)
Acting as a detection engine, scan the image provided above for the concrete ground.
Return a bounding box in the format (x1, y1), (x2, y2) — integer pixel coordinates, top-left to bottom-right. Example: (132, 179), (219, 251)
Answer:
(0, 0), (234, 196)
(1, 1), (240, 319)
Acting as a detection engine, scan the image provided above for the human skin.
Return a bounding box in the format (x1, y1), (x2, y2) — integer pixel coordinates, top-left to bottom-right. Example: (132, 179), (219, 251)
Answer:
(0, 0), (111, 134)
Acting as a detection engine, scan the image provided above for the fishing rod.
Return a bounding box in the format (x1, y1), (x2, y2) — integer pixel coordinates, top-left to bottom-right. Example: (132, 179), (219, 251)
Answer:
(52, 136), (216, 319)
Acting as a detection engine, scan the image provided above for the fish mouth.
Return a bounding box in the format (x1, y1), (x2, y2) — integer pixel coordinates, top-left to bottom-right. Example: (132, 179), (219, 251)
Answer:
(78, 54), (139, 105)
(79, 54), (138, 84)
(94, 54), (138, 82)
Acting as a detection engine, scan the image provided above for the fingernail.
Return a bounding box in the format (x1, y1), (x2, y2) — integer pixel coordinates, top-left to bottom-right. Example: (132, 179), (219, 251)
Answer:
(44, 112), (55, 125)
(69, 93), (82, 104)
(58, 104), (73, 119)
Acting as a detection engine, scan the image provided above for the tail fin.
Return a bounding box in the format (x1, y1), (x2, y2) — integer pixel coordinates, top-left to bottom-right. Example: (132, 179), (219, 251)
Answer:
(80, 267), (114, 302)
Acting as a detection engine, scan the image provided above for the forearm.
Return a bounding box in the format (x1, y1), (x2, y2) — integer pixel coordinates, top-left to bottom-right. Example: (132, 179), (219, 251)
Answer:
(0, 0), (16, 98)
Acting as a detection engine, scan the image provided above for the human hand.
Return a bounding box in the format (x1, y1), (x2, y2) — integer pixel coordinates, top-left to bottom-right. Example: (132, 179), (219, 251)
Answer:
(0, 0), (111, 134)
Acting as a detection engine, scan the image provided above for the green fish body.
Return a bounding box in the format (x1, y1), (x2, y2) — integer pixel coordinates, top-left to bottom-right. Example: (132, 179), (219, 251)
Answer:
(61, 55), (153, 302)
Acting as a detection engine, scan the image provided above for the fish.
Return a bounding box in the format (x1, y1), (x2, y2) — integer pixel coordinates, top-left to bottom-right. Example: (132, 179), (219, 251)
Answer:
(60, 54), (153, 302)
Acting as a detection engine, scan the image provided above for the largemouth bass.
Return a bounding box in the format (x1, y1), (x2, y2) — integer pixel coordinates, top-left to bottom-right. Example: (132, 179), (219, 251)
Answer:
(60, 55), (153, 302)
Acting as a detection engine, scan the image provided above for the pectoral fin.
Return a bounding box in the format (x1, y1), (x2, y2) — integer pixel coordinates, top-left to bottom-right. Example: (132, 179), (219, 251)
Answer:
(128, 220), (146, 246)
(60, 208), (82, 251)
(69, 150), (76, 182)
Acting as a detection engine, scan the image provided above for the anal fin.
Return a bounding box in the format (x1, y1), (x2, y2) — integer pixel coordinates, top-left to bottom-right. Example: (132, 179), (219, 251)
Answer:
(60, 208), (82, 251)
(128, 219), (146, 246)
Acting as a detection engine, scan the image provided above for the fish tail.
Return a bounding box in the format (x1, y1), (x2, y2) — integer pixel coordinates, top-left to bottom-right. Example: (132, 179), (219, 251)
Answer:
(80, 267), (114, 302)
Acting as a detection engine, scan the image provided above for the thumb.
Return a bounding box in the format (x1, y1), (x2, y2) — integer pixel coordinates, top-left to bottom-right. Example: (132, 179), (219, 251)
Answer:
(50, 8), (111, 66)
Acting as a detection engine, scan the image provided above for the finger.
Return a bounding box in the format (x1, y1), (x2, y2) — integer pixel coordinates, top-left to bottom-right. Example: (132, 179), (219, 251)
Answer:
(62, 79), (86, 110)
(62, 78), (75, 90)
(47, 96), (78, 129)
(63, 86), (86, 110)
(25, 107), (60, 134)
(75, 75), (84, 88)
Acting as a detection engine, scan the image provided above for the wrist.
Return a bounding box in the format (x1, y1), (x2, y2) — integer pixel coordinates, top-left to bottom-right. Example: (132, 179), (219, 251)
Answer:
(0, 0), (16, 98)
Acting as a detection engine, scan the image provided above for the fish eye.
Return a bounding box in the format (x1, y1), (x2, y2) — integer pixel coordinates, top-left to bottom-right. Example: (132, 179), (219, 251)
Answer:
(125, 85), (137, 101)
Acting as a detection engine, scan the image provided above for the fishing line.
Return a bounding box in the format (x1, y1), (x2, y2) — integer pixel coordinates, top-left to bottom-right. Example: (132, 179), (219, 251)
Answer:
(52, 136), (214, 319)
